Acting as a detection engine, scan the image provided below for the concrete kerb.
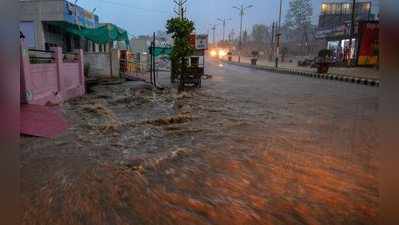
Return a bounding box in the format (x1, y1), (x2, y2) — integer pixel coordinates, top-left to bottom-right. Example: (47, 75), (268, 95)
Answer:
(224, 61), (379, 87)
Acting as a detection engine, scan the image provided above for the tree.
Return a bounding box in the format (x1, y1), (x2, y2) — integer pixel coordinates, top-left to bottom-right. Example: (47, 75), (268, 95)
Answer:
(166, 17), (195, 90)
(251, 24), (268, 47)
(284, 0), (313, 55)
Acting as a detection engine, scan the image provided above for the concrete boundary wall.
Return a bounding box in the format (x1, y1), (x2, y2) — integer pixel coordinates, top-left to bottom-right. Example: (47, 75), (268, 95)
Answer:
(84, 49), (120, 78)
(21, 47), (85, 105)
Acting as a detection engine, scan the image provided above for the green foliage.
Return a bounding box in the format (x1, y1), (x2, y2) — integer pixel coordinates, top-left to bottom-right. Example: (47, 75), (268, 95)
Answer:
(284, 0), (313, 55)
(251, 24), (268, 45)
(251, 51), (259, 58)
(166, 17), (195, 85)
(285, 0), (313, 31)
(318, 49), (332, 58)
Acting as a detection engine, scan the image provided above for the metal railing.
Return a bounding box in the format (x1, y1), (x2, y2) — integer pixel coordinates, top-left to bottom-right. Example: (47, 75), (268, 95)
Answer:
(28, 49), (55, 64)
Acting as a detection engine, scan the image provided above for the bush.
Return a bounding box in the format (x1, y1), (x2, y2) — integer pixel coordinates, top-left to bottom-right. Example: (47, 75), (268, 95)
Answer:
(318, 49), (332, 58)
(251, 51), (259, 58)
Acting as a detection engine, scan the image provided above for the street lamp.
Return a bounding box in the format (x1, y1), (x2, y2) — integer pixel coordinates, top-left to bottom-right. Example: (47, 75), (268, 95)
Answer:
(209, 24), (219, 46)
(217, 18), (232, 42)
(275, 0), (283, 68)
(348, 0), (356, 66)
(233, 4), (253, 63)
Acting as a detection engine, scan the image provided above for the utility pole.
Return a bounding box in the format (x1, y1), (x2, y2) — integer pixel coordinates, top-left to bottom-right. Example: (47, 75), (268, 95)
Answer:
(271, 21), (275, 61)
(348, 0), (356, 66)
(217, 18), (231, 42)
(233, 4), (253, 63)
(275, 0), (283, 68)
(228, 29), (235, 42)
(173, 0), (188, 19)
(210, 24), (217, 46)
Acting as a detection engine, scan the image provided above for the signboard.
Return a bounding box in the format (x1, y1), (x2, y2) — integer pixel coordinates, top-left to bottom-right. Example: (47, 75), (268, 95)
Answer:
(316, 25), (347, 39)
(195, 34), (208, 50)
(64, 1), (98, 28)
(189, 34), (196, 49)
(151, 47), (173, 57)
(357, 21), (379, 66)
(188, 34), (208, 50)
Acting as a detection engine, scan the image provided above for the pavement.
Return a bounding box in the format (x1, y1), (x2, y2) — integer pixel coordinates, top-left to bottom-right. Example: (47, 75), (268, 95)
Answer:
(21, 61), (379, 225)
(226, 56), (380, 82)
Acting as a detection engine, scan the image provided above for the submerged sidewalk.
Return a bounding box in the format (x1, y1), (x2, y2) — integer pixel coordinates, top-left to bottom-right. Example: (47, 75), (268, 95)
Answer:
(227, 56), (380, 82)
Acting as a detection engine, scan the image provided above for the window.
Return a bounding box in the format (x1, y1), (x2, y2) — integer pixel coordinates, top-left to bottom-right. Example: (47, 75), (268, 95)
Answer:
(321, 3), (328, 14)
(342, 3), (351, 14)
(191, 57), (199, 67)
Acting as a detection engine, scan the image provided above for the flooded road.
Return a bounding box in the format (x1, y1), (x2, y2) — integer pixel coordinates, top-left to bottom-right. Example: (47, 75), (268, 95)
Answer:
(21, 60), (379, 225)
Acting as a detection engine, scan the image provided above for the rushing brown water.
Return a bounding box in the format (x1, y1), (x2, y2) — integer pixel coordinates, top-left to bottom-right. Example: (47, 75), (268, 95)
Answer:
(21, 61), (379, 225)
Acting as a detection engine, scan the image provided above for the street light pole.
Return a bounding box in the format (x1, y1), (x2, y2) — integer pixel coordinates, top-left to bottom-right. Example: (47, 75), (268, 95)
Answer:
(275, 0), (283, 68)
(217, 18), (231, 42)
(233, 4), (253, 63)
(348, 0), (356, 66)
(209, 24), (218, 46)
(271, 21), (275, 61)
(211, 24), (217, 45)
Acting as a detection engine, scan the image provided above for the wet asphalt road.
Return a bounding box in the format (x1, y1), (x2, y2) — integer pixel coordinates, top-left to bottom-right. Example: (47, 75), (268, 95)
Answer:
(22, 59), (380, 225)
(156, 60), (380, 225)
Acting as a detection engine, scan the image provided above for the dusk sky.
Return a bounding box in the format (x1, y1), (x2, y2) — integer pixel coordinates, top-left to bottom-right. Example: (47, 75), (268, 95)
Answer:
(77, 0), (324, 38)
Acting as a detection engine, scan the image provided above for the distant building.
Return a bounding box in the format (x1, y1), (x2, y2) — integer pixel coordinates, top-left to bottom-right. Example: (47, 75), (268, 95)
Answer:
(19, 0), (110, 52)
(130, 34), (172, 54)
(316, 0), (379, 62)
(130, 36), (152, 54)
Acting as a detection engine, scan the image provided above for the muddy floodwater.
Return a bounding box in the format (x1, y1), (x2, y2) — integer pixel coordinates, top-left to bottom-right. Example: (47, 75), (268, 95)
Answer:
(21, 61), (379, 225)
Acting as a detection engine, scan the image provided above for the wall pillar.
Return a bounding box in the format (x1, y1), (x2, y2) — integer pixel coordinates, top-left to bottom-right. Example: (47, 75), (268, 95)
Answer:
(52, 47), (65, 98)
(20, 46), (31, 103)
(74, 49), (85, 94)
(111, 49), (120, 77)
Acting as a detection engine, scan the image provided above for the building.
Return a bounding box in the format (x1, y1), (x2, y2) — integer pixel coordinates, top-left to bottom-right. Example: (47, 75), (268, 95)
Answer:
(316, 0), (379, 62)
(19, 0), (110, 52)
(130, 36), (152, 54)
(130, 34), (172, 54)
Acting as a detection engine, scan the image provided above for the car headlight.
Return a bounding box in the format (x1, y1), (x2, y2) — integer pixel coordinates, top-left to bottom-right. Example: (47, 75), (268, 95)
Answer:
(210, 50), (217, 57)
(218, 49), (227, 57)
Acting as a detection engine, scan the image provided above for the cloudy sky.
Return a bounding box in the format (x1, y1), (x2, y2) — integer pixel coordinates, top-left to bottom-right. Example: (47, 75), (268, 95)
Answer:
(77, 0), (324, 38)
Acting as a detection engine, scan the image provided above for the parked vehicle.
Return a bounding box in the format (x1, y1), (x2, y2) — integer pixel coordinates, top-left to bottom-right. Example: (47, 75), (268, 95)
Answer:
(298, 58), (314, 67)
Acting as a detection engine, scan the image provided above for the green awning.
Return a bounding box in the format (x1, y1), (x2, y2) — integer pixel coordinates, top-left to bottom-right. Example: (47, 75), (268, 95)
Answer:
(48, 22), (129, 45)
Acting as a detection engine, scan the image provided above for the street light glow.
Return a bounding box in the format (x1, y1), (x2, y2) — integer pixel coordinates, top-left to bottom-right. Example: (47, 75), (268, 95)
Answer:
(218, 49), (227, 58)
(210, 49), (217, 57)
